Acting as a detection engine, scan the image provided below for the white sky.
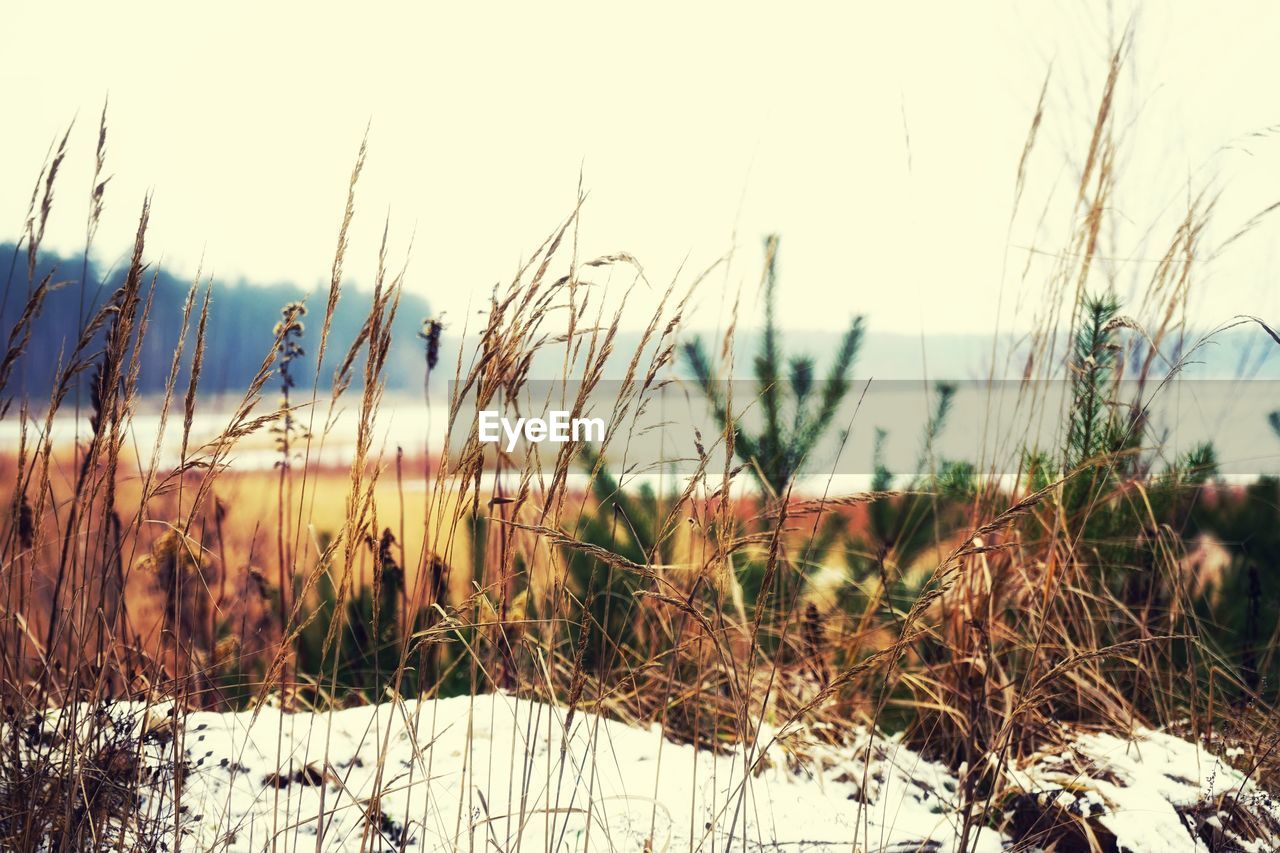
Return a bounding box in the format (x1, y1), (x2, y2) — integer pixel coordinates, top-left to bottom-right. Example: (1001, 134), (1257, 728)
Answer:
(5, 2), (1280, 333)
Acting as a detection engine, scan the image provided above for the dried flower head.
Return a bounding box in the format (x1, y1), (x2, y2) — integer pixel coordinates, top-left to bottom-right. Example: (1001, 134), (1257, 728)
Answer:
(419, 316), (444, 371)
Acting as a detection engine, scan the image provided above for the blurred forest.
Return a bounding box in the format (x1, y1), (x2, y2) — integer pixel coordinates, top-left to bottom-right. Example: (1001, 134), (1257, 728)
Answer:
(0, 242), (433, 397)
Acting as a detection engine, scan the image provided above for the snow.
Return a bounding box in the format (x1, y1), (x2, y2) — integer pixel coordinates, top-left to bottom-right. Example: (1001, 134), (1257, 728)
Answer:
(29, 695), (1280, 851)
(1009, 727), (1280, 853)
(123, 693), (993, 851)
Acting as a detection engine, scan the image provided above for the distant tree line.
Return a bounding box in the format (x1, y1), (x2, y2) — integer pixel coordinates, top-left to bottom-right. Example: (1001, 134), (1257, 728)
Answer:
(0, 242), (432, 399)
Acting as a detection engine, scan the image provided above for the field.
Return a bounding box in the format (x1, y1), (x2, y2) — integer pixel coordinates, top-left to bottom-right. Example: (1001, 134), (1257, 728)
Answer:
(4, 48), (1280, 853)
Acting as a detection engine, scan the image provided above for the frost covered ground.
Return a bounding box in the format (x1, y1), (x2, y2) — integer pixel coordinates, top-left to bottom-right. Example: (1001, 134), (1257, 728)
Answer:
(38, 694), (1280, 851)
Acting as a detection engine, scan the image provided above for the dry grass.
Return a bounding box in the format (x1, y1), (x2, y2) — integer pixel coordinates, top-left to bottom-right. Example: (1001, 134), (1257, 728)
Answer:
(0, 45), (1277, 852)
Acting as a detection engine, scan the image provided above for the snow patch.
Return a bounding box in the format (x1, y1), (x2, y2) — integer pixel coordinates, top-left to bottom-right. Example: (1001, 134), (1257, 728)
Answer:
(1009, 727), (1280, 852)
(147, 694), (989, 851)
(24, 696), (1280, 851)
